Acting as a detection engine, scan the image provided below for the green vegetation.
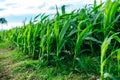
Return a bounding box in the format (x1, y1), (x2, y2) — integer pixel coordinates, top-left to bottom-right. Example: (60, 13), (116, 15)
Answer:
(0, 43), (93, 80)
(0, 0), (120, 80)
(0, 17), (7, 32)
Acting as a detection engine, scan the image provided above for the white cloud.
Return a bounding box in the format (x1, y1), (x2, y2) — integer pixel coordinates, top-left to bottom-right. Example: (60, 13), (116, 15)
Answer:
(0, 0), (98, 16)
(0, 0), (45, 16)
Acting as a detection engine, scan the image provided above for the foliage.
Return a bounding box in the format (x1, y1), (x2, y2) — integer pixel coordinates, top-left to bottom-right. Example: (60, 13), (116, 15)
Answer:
(0, 17), (7, 24)
(0, 0), (120, 80)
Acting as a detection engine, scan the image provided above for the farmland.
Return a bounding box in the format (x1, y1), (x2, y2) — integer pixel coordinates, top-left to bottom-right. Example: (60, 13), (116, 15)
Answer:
(0, 0), (120, 80)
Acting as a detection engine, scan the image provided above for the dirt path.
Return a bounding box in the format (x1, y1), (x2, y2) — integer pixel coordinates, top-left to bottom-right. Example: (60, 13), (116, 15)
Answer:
(0, 49), (9, 54)
(0, 49), (13, 80)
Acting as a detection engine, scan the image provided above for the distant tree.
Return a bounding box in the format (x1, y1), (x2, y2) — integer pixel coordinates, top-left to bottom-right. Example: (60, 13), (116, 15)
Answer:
(0, 18), (7, 31)
(0, 17), (7, 24)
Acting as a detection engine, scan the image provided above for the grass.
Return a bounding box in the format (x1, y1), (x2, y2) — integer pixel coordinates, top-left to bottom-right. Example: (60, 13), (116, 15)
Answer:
(0, 43), (101, 80)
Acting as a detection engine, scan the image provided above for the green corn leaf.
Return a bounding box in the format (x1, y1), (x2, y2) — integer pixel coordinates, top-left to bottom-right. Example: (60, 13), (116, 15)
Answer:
(59, 20), (70, 40)
(113, 35), (120, 43)
(54, 20), (59, 39)
(61, 5), (65, 15)
(57, 20), (70, 56)
(67, 29), (77, 37)
(85, 37), (102, 44)
(101, 35), (112, 79)
(91, 2), (103, 13)
(75, 24), (92, 56)
(34, 14), (41, 21)
(117, 50), (120, 77)
(101, 36), (112, 61)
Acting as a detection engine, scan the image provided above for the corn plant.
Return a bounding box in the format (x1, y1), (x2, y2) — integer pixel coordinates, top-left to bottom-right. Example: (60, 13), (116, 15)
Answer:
(103, 0), (119, 37)
(117, 50), (120, 78)
(101, 33), (120, 80)
(46, 22), (54, 61)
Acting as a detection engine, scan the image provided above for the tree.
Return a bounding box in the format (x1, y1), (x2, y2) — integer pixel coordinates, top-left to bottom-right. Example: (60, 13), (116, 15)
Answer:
(0, 17), (7, 31)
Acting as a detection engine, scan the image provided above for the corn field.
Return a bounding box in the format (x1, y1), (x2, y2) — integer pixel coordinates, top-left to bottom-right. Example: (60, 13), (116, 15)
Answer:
(0, 0), (120, 79)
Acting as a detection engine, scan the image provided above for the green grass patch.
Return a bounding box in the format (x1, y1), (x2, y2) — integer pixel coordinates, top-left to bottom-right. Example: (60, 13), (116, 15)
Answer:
(0, 48), (101, 80)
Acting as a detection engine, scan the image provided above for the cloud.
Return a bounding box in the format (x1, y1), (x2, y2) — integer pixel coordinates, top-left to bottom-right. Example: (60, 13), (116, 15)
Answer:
(27, 6), (36, 9)
(0, 0), (5, 2)
(5, 3), (16, 6)
(38, 3), (46, 9)
(0, 8), (5, 11)
(0, 0), (106, 16)
(0, 0), (93, 16)
(5, 14), (37, 23)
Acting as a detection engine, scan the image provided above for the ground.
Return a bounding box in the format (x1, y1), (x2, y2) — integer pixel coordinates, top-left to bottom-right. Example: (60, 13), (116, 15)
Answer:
(0, 43), (98, 80)
(0, 48), (13, 80)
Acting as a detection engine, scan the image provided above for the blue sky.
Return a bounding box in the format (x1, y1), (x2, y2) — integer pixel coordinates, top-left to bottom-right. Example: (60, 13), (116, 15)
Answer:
(0, 0), (105, 30)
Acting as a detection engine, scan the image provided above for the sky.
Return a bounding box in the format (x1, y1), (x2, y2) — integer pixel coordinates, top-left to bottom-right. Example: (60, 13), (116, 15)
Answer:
(0, 0), (105, 30)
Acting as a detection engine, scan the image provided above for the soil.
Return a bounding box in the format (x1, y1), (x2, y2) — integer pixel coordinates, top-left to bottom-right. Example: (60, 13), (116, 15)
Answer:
(0, 49), (9, 54)
(0, 49), (13, 80)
